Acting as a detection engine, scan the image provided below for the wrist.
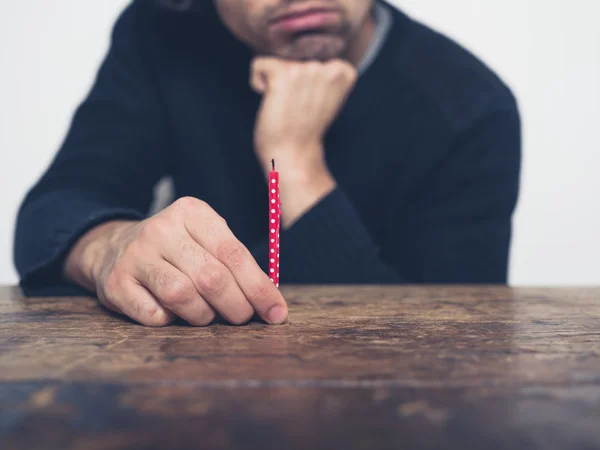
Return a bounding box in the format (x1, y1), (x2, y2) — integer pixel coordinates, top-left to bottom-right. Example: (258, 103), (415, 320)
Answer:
(257, 139), (336, 227)
(63, 220), (136, 291)
(279, 168), (336, 200)
(279, 166), (337, 229)
(257, 139), (324, 174)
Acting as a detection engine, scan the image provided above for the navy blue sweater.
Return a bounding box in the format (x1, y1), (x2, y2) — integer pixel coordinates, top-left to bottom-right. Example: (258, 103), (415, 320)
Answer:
(14, 1), (521, 295)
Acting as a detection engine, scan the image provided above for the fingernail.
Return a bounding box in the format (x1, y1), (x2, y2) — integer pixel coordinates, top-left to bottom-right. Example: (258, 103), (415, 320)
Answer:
(267, 306), (287, 325)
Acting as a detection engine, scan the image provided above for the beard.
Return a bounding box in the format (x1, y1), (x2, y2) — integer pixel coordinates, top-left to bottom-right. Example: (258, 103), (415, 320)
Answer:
(275, 31), (348, 61)
(253, 2), (354, 61)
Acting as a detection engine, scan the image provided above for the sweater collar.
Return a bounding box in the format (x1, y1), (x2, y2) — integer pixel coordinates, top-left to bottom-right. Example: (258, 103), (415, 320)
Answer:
(357, 1), (394, 76)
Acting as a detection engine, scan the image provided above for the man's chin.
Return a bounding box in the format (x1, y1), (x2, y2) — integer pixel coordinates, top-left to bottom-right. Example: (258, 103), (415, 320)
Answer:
(277, 34), (346, 61)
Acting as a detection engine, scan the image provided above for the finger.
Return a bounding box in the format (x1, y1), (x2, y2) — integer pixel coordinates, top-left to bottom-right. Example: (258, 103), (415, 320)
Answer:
(134, 258), (219, 327)
(327, 59), (357, 78)
(101, 275), (176, 327)
(250, 69), (267, 94)
(325, 59), (358, 95)
(97, 295), (123, 315)
(184, 200), (288, 325)
(251, 57), (285, 93)
(155, 228), (255, 326)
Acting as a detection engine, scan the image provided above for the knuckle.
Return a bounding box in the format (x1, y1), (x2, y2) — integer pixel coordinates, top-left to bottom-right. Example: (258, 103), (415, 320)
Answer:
(161, 278), (195, 307)
(195, 199), (211, 213)
(328, 61), (355, 83)
(191, 199), (223, 223)
(123, 240), (143, 261)
(173, 196), (212, 219)
(246, 281), (271, 305)
(307, 61), (323, 74)
(138, 218), (167, 242)
(142, 306), (174, 327)
(217, 240), (247, 271)
(213, 211), (227, 226)
(327, 59), (343, 70)
(147, 264), (168, 289)
(152, 216), (171, 235)
(228, 307), (254, 326)
(174, 196), (201, 211)
(331, 67), (347, 81)
(345, 67), (358, 84)
(179, 240), (208, 266)
(137, 222), (154, 242)
(332, 72), (345, 84)
(196, 265), (227, 295)
(195, 307), (217, 327)
(289, 62), (307, 75)
(285, 64), (298, 78)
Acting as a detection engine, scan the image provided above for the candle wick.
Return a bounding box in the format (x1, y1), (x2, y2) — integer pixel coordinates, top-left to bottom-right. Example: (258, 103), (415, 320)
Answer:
(271, 159), (275, 171)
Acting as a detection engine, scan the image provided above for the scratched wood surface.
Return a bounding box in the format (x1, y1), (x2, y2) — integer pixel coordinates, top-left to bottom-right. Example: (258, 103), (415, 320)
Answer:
(0, 285), (599, 450)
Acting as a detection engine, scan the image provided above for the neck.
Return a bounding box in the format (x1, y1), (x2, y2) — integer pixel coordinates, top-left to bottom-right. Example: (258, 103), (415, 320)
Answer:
(344, 7), (377, 67)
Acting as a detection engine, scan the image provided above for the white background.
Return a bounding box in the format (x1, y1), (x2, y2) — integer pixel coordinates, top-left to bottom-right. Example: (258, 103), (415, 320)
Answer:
(1, 0), (598, 286)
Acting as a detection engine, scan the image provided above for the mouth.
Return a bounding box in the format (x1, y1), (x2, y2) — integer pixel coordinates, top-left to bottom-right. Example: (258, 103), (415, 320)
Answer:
(269, 5), (341, 34)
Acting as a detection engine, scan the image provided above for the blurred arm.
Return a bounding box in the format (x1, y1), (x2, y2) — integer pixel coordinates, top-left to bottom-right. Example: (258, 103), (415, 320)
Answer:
(14, 1), (170, 294)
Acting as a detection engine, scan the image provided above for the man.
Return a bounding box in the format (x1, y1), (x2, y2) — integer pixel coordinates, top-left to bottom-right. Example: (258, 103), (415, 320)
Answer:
(14, 0), (521, 327)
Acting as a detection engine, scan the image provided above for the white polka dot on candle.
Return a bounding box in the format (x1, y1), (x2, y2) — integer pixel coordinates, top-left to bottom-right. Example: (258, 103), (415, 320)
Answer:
(277, 273), (279, 278)
(271, 229), (275, 233)
(271, 239), (275, 243)
(271, 199), (276, 204)
(271, 189), (276, 194)
(271, 249), (275, 253)
(271, 179), (276, 183)
(271, 209), (275, 214)
(270, 268), (274, 273)
(270, 258), (275, 263)
(271, 219), (275, 224)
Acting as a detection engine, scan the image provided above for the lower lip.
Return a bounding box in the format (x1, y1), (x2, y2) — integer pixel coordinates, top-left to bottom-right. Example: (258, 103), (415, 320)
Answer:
(270, 11), (340, 34)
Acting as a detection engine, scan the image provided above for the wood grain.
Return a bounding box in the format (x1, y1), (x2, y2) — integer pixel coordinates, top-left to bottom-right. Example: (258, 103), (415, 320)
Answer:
(1, 285), (599, 449)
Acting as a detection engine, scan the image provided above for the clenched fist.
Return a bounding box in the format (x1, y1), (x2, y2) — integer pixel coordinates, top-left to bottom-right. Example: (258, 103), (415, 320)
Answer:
(64, 197), (288, 327)
(250, 57), (357, 226)
(251, 57), (357, 171)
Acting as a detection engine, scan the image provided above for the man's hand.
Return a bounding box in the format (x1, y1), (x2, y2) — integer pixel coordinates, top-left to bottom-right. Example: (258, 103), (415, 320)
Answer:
(63, 198), (288, 327)
(250, 58), (357, 227)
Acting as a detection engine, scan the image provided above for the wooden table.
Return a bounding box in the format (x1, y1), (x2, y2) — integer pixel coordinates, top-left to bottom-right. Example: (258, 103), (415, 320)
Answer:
(1, 285), (599, 449)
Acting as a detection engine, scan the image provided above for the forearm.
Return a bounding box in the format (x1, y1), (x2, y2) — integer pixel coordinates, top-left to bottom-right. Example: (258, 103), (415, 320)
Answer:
(14, 189), (144, 293)
(254, 137), (403, 283)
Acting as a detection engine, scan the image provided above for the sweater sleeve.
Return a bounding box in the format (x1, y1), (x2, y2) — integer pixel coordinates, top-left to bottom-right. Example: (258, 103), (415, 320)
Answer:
(13, 1), (169, 294)
(251, 106), (521, 285)
(394, 107), (521, 284)
(251, 187), (402, 283)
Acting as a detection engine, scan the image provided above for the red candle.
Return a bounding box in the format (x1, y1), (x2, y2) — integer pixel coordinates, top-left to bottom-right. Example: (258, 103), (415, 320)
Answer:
(268, 159), (280, 287)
